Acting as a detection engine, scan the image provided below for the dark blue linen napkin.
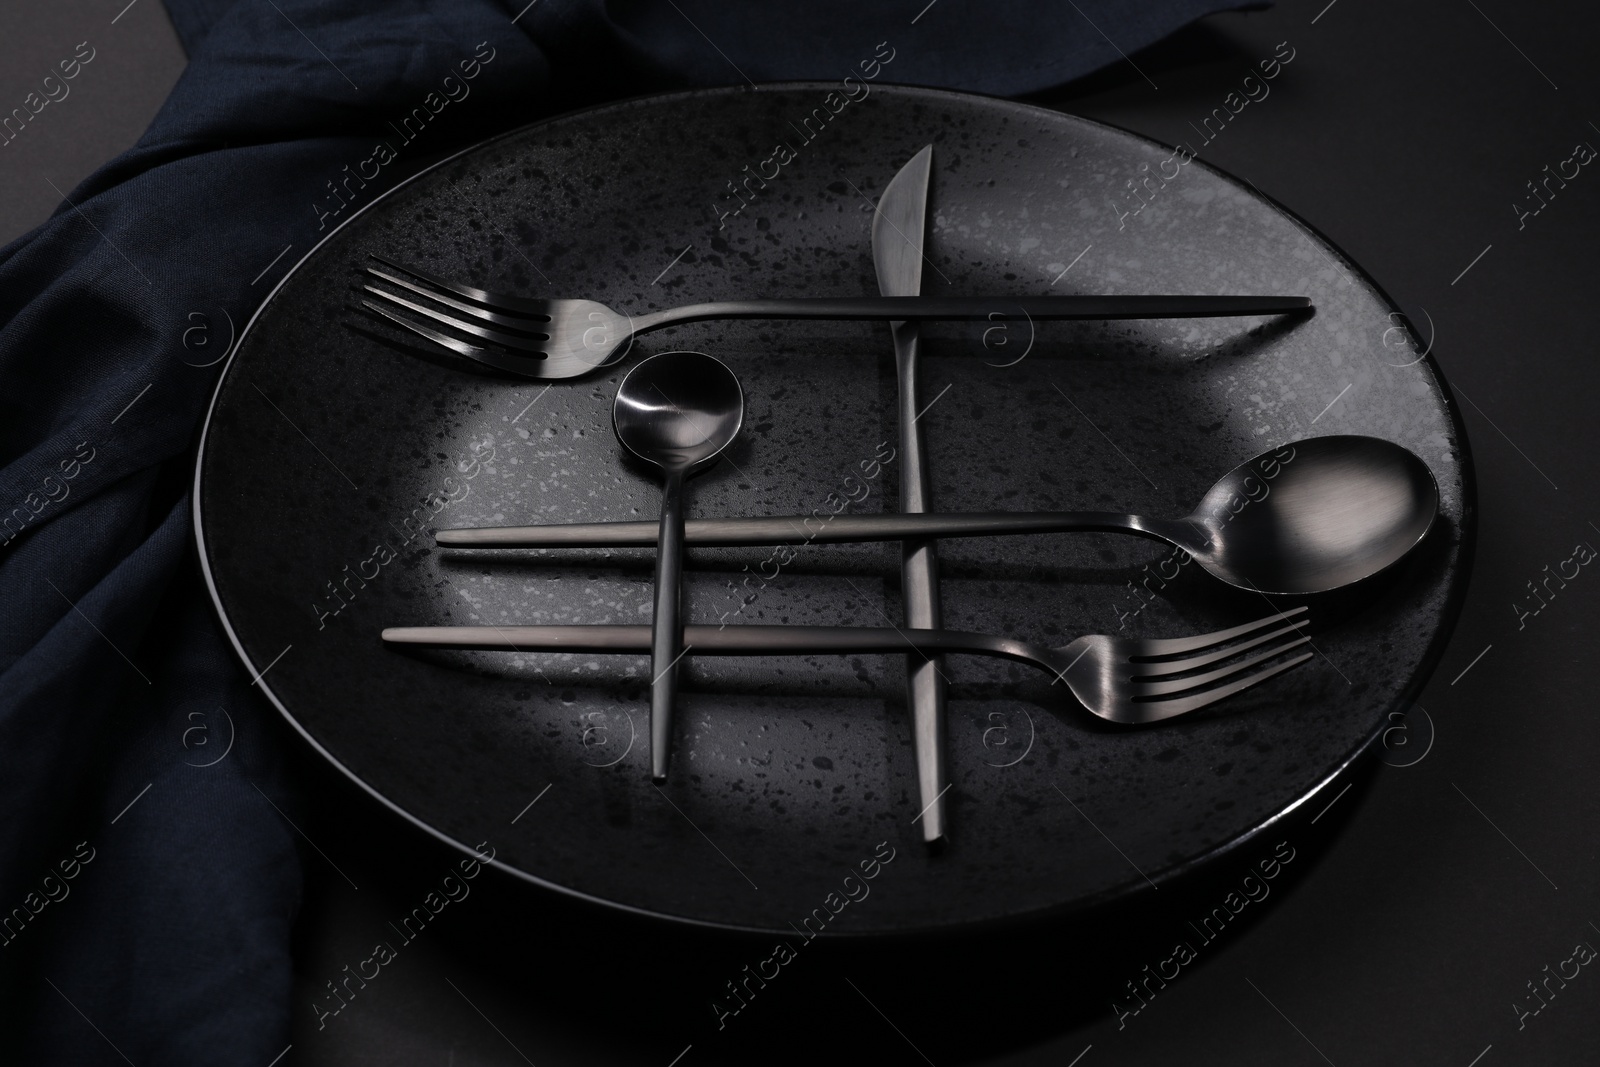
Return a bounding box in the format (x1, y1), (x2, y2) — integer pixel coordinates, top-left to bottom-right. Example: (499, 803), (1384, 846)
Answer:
(0, 0), (1253, 1061)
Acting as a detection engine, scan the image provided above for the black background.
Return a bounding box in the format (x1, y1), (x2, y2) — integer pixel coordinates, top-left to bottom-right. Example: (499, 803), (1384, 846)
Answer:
(5, 0), (1598, 1064)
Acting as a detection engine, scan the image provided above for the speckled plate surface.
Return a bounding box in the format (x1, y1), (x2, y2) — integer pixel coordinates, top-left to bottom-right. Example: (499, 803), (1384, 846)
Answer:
(195, 84), (1472, 934)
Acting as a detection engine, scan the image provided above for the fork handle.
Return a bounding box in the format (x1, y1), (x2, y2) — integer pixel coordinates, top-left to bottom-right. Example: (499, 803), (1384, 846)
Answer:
(638, 294), (1310, 330)
(382, 623), (1041, 669)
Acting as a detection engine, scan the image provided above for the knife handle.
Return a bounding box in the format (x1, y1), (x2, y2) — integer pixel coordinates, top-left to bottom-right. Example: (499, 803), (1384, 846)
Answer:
(889, 317), (949, 844)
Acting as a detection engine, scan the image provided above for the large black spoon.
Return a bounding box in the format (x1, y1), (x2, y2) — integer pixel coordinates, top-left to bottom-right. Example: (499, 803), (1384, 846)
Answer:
(440, 435), (1438, 596)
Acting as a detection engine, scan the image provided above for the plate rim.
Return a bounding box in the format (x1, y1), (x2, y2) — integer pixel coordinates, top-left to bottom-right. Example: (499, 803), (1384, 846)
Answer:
(191, 80), (1478, 937)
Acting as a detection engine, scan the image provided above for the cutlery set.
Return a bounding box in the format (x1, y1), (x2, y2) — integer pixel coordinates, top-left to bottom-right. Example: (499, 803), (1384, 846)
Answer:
(365, 146), (1438, 843)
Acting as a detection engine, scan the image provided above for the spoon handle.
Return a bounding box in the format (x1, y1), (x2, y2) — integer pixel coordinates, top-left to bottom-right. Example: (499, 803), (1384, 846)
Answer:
(649, 471), (687, 782)
(439, 511), (1184, 549)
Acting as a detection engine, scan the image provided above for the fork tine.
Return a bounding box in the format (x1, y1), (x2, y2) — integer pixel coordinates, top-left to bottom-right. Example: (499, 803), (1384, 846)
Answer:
(361, 298), (488, 359)
(361, 285), (550, 352)
(366, 267), (551, 331)
(1131, 605), (1309, 660)
(1132, 618), (1309, 678)
(1130, 635), (1311, 698)
(361, 298), (548, 379)
(368, 254), (551, 315)
(1124, 651), (1313, 723)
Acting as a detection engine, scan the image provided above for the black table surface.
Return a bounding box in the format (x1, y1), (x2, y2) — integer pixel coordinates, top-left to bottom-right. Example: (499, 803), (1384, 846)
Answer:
(8, 1), (1600, 1064)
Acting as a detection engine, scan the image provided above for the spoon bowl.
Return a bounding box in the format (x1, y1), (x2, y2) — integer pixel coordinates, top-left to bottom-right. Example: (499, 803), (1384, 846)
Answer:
(1177, 435), (1439, 595)
(614, 351), (744, 474)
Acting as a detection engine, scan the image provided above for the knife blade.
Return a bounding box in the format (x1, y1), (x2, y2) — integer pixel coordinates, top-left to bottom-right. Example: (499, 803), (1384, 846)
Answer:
(874, 144), (949, 845)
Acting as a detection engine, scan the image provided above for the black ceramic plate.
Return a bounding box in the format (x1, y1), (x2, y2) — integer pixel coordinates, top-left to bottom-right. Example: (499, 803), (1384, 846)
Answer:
(195, 85), (1471, 934)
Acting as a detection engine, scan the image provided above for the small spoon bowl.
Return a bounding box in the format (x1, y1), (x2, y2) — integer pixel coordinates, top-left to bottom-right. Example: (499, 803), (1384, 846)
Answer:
(614, 351), (744, 474)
